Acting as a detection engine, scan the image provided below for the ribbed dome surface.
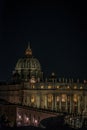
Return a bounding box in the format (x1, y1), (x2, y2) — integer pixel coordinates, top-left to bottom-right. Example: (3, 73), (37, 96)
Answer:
(13, 44), (43, 81)
(15, 57), (41, 71)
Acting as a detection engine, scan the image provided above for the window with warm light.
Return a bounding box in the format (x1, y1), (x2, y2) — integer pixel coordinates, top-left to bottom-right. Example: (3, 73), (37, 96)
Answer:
(61, 94), (67, 102)
(80, 86), (83, 89)
(73, 94), (78, 102)
(26, 117), (29, 122)
(67, 86), (70, 89)
(57, 86), (59, 89)
(48, 94), (53, 102)
(31, 96), (35, 103)
(19, 115), (21, 119)
(56, 96), (60, 102)
(74, 86), (77, 89)
(48, 85), (52, 89)
(41, 85), (44, 89)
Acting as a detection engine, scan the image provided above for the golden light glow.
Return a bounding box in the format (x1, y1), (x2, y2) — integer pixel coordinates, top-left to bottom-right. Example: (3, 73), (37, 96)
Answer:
(25, 44), (32, 57)
(61, 94), (67, 102)
(30, 77), (36, 84)
(48, 94), (53, 102)
(57, 86), (59, 89)
(67, 86), (70, 89)
(25, 49), (32, 56)
(56, 96), (60, 102)
(48, 85), (52, 89)
(73, 94), (78, 102)
(41, 85), (44, 89)
(31, 96), (35, 103)
(18, 115), (21, 119)
(74, 86), (77, 89)
(80, 86), (83, 89)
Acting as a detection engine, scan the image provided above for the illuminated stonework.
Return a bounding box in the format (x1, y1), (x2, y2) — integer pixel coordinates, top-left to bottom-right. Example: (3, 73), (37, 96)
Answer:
(48, 94), (53, 102)
(61, 94), (67, 102)
(73, 94), (78, 102)
(13, 44), (43, 82)
(25, 43), (32, 57)
(31, 96), (35, 103)
(0, 44), (87, 115)
(48, 85), (52, 89)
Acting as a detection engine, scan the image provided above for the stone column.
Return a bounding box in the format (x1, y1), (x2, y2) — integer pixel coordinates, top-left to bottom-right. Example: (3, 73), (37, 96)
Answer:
(55, 95), (57, 111)
(66, 95), (67, 112)
(70, 96), (72, 113)
(84, 95), (87, 111)
(36, 95), (40, 108)
(59, 95), (61, 111)
(26, 96), (30, 105)
(52, 94), (55, 110)
(78, 95), (80, 114)
(44, 95), (47, 109)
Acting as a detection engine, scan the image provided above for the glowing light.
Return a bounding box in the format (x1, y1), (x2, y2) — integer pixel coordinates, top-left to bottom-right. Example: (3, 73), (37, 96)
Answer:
(61, 94), (67, 102)
(57, 86), (59, 89)
(73, 94), (78, 102)
(74, 86), (77, 89)
(31, 96), (35, 103)
(30, 77), (36, 84)
(57, 96), (60, 102)
(41, 85), (44, 88)
(34, 119), (38, 126)
(35, 119), (38, 123)
(26, 117), (29, 121)
(19, 115), (21, 119)
(67, 86), (70, 89)
(48, 85), (51, 89)
(48, 94), (53, 102)
(80, 86), (83, 89)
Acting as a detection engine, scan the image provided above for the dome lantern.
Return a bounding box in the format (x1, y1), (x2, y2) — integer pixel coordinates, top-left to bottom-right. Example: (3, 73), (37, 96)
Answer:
(25, 42), (32, 57)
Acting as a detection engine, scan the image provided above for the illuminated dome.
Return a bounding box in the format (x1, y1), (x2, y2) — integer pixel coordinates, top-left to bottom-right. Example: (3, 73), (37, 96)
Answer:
(13, 43), (43, 81)
(16, 58), (41, 71)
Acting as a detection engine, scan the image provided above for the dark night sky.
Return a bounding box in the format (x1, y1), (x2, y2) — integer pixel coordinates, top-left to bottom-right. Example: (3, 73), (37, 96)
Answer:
(0, 0), (87, 81)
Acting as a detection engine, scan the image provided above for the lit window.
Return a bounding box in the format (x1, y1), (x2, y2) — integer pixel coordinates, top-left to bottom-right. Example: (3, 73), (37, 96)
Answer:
(19, 115), (21, 119)
(57, 86), (59, 89)
(74, 86), (77, 89)
(61, 94), (67, 102)
(31, 96), (35, 103)
(67, 86), (70, 89)
(35, 119), (38, 123)
(26, 117), (29, 121)
(48, 94), (53, 102)
(41, 85), (44, 89)
(80, 86), (83, 89)
(30, 77), (36, 83)
(73, 94), (78, 102)
(57, 96), (60, 102)
(48, 85), (52, 89)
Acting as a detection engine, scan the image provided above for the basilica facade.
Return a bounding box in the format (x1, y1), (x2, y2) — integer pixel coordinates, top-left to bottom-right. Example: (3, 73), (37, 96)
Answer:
(0, 44), (87, 115)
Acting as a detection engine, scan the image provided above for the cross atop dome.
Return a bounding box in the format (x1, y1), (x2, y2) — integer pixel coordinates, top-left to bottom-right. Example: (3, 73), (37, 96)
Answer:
(25, 42), (32, 57)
